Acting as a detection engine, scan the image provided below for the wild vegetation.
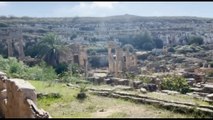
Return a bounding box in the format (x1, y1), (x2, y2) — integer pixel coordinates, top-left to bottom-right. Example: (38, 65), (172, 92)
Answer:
(160, 75), (190, 94)
(29, 80), (196, 118)
(118, 30), (164, 51)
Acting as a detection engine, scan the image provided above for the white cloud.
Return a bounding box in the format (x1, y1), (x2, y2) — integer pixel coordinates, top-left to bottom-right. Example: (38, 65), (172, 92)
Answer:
(91, 2), (119, 9)
(0, 2), (8, 5)
(53, 2), (120, 17)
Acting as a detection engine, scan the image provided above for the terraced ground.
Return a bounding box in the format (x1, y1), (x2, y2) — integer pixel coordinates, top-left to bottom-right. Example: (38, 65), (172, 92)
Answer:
(29, 80), (208, 118)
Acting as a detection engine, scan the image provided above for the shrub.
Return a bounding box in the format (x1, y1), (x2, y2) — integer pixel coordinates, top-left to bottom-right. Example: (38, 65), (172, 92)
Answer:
(167, 47), (175, 53)
(125, 72), (136, 79)
(207, 70), (213, 77)
(187, 35), (204, 45)
(161, 75), (190, 94)
(0, 55), (57, 82)
(77, 84), (87, 100)
(209, 61), (213, 68)
(55, 63), (68, 74)
(0, 22), (8, 27)
(138, 76), (151, 83)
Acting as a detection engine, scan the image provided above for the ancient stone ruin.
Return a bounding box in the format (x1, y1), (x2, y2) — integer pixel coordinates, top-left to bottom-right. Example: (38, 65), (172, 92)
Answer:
(108, 41), (138, 77)
(0, 27), (25, 60)
(0, 71), (50, 118)
(58, 43), (87, 67)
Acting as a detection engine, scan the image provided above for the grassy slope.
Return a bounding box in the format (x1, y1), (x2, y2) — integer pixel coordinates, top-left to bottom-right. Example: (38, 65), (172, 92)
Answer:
(28, 80), (195, 118)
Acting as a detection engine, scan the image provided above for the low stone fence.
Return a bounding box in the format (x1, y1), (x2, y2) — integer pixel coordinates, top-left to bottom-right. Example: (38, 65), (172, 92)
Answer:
(0, 71), (50, 118)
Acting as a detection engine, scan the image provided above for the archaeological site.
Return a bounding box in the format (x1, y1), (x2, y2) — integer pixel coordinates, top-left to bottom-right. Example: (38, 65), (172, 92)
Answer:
(1, 1), (213, 118)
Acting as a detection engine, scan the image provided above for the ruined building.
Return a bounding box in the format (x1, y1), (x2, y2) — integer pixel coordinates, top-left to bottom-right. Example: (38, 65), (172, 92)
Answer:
(0, 27), (25, 60)
(59, 43), (88, 67)
(108, 41), (138, 77)
(58, 43), (88, 77)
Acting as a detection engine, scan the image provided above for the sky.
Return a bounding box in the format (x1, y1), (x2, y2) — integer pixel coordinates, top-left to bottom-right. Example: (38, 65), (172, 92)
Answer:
(0, 2), (213, 18)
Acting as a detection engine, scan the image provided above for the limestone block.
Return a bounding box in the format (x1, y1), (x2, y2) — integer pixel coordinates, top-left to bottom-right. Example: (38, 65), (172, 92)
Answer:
(140, 88), (147, 94)
(5, 78), (36, 118)
(115, 85), (132, 91)
(207, 93), (213, 100)
(0, 99), (7, 117)
(117, 79), (129, 86)
(0, 89), (7, 99)
(161, 90), (180, 95)
(0, 71), (6, 76)
(133, 80), (143, 89)
(202, 84), (213, 93)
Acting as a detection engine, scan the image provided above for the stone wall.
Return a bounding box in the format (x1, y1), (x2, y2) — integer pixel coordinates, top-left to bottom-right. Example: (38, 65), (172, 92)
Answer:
(0, 71), (50, 118)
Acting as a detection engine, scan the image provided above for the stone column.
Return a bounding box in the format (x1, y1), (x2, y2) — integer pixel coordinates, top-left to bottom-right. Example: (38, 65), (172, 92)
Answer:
(115, 48), (122, 77)
(108, 44), (114, 73)
(125, 49), (130, 70)
(84, 59), (88, 79)
(7, 37), (13, 57)
(18, 35), (25, 60)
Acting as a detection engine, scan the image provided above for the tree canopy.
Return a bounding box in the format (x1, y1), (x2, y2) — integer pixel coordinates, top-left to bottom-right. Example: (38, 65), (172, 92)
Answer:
(118, 30), (164, 51)
(187, 35), (204, 45)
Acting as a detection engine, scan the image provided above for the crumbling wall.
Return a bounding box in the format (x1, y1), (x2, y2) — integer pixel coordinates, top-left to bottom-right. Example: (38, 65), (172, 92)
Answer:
(0, 27), (25, 60)
(67, 43), (88, 67)
(0, 71), (50, 118)
(107, 41), (138, 77)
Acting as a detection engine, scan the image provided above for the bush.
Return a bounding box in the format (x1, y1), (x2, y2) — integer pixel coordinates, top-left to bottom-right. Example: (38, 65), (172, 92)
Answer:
(138, 76), (151, 83)
(187, 35), (204, 45)
(0, 22), (8, 27)
(77, 84), (87, 100)
(55, 63), (68, 74)
(0, 55), (57, 82)
(161, 75), (190, 94)
(167, 47), (175, 53)
(207, 71), (213, 77)
(209, 61), (213, 68)
(58, 71), (77, 83)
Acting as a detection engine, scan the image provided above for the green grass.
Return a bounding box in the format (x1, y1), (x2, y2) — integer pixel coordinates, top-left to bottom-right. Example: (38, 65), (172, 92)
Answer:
(107, 112), (128, 118)
(28, 80), (196, 118)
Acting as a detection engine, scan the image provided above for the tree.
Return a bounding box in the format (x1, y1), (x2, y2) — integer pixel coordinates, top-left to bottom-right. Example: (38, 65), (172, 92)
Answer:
(33, 33), (68, 67)
(119, 30), (155, 51)
(153, 38), (164, 49)
(0, 22), (8, 27)
(123, 44), (134, 53)
(142, 42), (155, 51)
(167, 47), (175, 53)
(187, 35), (204, 45)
